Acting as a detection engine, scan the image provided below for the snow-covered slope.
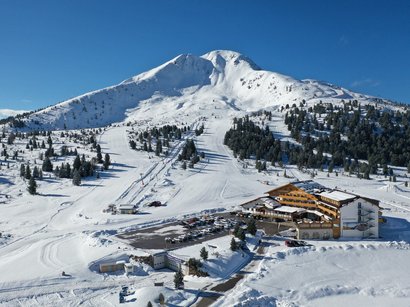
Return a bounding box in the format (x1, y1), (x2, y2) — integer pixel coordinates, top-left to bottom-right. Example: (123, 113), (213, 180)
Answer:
(19, 50), (385, 130)
(0, 109), (28, 119)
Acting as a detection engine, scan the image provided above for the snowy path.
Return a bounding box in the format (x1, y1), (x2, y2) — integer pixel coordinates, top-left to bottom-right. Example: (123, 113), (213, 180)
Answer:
(0, 117), (268, 305)
(2, 108), (409, 306)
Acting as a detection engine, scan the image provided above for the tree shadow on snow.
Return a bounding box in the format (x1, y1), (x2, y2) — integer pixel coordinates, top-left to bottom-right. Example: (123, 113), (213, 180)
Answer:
(204, 152), (230, 161)
(0, 177), (14, 185)
(98, 172), (119, 179)
(111, 162), (136, 169)
(379, 216), (410, 243)
(41, 193), (69, 197)
(80, 183), (103, 187)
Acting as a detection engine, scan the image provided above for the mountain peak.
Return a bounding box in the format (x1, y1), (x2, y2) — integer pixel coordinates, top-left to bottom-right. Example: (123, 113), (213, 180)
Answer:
(202, 50), (261, 71)
(13, 50), (388, 130)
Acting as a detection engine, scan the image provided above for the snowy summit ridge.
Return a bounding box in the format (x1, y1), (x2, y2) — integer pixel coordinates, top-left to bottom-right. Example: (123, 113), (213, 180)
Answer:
(20, 50), (385, 130)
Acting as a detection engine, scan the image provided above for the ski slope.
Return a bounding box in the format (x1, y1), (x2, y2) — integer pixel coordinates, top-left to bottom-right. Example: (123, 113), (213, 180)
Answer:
(2, 112), (410, 306)
(0, 113), (272, 305)
(0, 50), (409, 306)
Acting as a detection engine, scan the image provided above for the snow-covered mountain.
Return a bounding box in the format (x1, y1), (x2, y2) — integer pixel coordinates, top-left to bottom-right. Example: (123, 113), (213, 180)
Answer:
(0, 109), (28, 119)
(18, 50), (386, 130)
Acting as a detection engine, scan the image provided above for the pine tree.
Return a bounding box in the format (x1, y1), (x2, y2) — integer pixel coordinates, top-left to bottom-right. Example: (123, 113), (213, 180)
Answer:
(230, 237), (237, 251)
(147, 302), (153, 307)
(25, 165), (31, 180)
(47, 135), (52, 147)
(96, 144), (102, 163)
(42, 156), (53, 172)
(236, 228), (246, 241)
(103, 153), (111, 170)
(200, 247), (208, 260)
(174, 268), (184, 289)
(155, 142), (161, 156)
(27, 177), (37, 195)
(72, 169), (81, 186)
(328, 162), (334, 173)
(158, 293), (165, 305)
(33, 166), (39, 178)
(247, 219), (257, 236)
(73, 155), (81, 170)
(129, 140), (136, 149)
(20, 164), (25, 177)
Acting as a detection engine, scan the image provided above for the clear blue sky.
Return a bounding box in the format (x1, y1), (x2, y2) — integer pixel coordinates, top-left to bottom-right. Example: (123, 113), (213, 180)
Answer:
(0, 0), (409, 110)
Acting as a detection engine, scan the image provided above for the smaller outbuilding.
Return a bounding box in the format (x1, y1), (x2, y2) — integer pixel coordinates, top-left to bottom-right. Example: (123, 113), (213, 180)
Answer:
(99, 261), (126, 273)
(118, 204), (138, 214)
(241, 197), (305, 221)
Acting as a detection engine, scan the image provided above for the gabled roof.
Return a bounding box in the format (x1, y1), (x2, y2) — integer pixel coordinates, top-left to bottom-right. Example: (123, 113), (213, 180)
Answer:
(322, 189), (380, 207)
(292, 180), (327, 193)
(241, 196), (281, 208)
(265, 182), (298, 195)
(265, 180), (329, 196)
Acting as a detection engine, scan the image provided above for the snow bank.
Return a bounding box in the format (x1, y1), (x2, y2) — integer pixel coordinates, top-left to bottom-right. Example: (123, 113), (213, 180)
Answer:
(216, 241), (410, 306)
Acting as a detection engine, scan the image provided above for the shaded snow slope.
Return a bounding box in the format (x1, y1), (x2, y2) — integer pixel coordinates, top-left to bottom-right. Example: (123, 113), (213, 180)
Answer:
(19, 50), (385, 130)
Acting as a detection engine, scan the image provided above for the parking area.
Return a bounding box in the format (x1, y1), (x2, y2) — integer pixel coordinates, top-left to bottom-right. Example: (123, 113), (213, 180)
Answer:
(117, 212), (291, 250)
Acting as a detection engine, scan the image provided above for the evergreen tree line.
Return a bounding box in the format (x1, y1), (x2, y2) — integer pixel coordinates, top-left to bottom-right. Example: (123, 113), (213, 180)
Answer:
(285, 103), (410, 170)
(178, 139), (204, 169)
(40, 148), (110, 185)
(20, 164), (43, 180)
(129, 124), (188, 155)
(195, 124), (205, 136)
(224, 116), (283, 165)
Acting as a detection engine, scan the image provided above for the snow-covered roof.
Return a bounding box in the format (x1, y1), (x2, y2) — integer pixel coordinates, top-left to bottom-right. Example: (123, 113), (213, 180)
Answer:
(260, 197), (281, 209)
(320, 190), (356, 202)
(306, 210), (332, 220)
(274, 206), (306, 214)
(292, 180), (327, 193)
(118, 204), (135, 210)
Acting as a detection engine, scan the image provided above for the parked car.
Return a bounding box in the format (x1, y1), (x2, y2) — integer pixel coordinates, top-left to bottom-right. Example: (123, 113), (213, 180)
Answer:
(148, 201), (162, 207)
(285, 240), (308, 247)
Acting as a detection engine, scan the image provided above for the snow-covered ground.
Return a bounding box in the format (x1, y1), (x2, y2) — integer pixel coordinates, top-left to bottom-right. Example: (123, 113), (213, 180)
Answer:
(0, 109), (28, 119)
(0, 114), (275, 305)
(2, 113), (410, 306)
(216, 238), (410, 307)
(170, 234), (261, 279)
(1, 50), (409, 306)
